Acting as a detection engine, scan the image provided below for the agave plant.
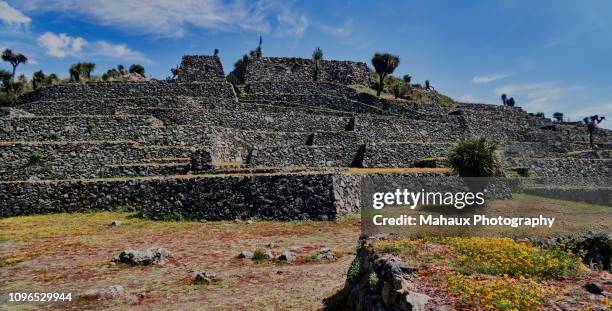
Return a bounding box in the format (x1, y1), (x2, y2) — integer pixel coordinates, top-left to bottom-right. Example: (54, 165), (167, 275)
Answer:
(447, 138), (504, 197)
(447, 138), (503, 178)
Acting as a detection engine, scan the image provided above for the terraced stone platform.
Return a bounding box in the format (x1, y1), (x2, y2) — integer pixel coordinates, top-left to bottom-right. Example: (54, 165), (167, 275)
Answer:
(1, 54), (610, 219)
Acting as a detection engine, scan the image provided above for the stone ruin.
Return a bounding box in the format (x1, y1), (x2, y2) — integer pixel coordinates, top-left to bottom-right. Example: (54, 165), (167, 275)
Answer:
(0, 54), (610, 219)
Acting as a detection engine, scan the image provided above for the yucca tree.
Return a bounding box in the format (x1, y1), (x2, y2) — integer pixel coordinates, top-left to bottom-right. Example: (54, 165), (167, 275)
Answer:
(501, 94), (507, 105)
(80, 62), (95, 78)
(170, 66), (179, 80)
(371, 53), (400, 97)
(129, 64), (145, 76)
(32, 70), (46, 90)
(1, 49), (28, 78)
(312, 47), (323, 60)
(69, 64), (81, 82)
(584, 115), (606, 148)
(312, 47), (323, 81)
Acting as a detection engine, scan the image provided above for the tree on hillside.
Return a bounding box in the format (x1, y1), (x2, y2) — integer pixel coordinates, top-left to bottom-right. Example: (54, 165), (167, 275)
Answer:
(1, 49), (28, 78)
(256, 36), (263, 58)
(312, 47), (323, 81)
(118, 64), (126, 75)
(81, 62), (96, 78)
(402, 74), (411, 84)
(129, 64), (145, 76)
(553, 112), (564, 123)
(213, 49), (219, 56)
(501, 94), (507, 106)
(69, 64), (81, 82)
(312, 47), (323, 60)
(425, 80), (435, 91)
(584, 115), (606, 148)
(102, 68), (121, 81)
(32, 70), (46, 90)
(0, 70), (12, 94)
(45, 73), (58, 86)
(506, 97), (515, 107)
(170, 66), (179, 80)
(371, 53), (400, 97)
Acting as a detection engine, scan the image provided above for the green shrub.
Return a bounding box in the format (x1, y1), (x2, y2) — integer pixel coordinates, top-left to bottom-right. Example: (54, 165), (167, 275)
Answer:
(347, 259), (362, 281)
(252, 248), (268, 261)
(447, 138), (503, 177)
(29, 150), (44, 164)
(436, 93), (455, 108)
(0, 92), (16, 107)
(368, 272), (379, 288)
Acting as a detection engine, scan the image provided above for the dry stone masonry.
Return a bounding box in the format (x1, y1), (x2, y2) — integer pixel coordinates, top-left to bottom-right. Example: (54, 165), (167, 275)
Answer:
(1, 53), (610, 219)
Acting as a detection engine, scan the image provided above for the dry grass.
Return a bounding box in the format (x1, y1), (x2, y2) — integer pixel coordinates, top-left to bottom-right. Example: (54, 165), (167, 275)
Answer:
(0, 212), (361, 310)
(347, 167), (452, 174)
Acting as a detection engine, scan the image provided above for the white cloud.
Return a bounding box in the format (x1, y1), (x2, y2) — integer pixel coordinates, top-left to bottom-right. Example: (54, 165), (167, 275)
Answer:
(38, 32), (86, 57)
(457, 94), (482, 103)
(0, 1), (31, 27)
(38, 32), (149, 62)
(494, 82), (583, 111)
(91, 41), (148, 62)
(471, 73), (511, 84)
(545, 37), (562, 48)
(566, 102), (612, 125)
(317, 20), (353, 37)
(18, 0), (307, 38)
(275, 9), (308, 38)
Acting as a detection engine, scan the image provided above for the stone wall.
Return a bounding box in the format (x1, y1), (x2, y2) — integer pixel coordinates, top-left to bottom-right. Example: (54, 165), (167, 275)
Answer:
(16, 96), (235, 115)
(523, 186), (611, 206)
(0, 142), (191, 180)
(0, 172), (355, 220)
(247, 145), (361, 167)
(238, 57), (371, 85)
(242, 93), (387, 115)
(16, 81), (236, 104)
(359, 142), (450, 167)
(0, 115), (163, 141)
(148, 106), (351, 131)
(514, 158), (612, 187)
(177, 55), (225, 82)
(356, 116), (467, 142)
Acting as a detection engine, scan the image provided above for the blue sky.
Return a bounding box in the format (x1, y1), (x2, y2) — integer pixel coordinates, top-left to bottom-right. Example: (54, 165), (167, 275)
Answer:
(1, 0), (610, 128)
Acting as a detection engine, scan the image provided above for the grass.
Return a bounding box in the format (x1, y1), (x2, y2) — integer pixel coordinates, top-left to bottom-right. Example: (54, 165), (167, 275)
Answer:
(0, 211), (361, 310)
(349, 84), (401, 101)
